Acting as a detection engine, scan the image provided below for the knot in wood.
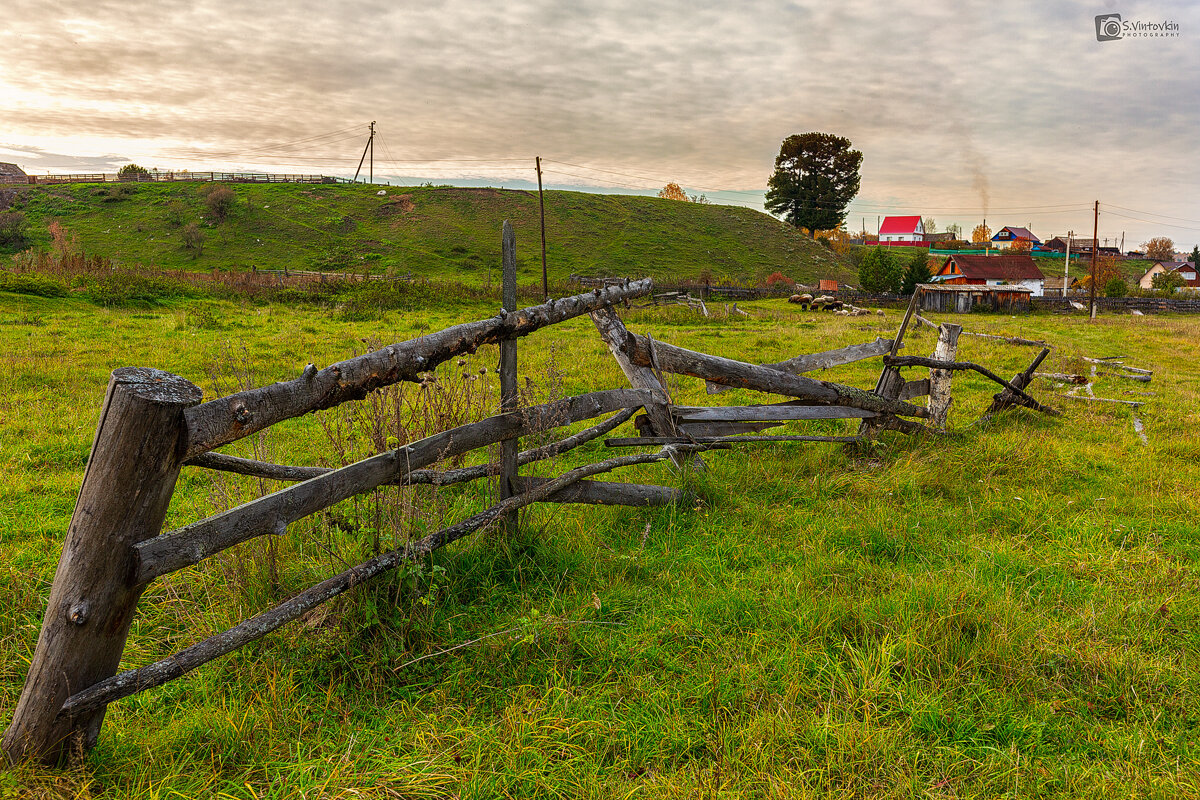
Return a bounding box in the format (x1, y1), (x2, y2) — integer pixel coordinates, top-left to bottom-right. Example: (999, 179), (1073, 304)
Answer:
(233, 405), (253, 425)
(66, 601), (89, 626)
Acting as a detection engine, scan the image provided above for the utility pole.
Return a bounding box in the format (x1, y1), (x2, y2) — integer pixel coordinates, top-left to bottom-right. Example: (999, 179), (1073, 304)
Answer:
(353, 121), (376, 184)
(1062, 231), (1072, 302)
(536, 156), (548, 300)
(1090, 200), (1099, 319)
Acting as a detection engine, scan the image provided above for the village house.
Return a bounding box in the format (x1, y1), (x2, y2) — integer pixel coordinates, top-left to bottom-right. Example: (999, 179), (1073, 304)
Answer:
(931, 253), (1046, 296)
(878, 215), (924, 244)
(990, 226), (1040, 249)
(1140, 261), (1199, 290)
(1041, 275), (1078, 297)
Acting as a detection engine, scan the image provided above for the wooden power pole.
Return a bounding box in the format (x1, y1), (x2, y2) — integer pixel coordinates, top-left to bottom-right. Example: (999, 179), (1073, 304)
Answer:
(1090, 200), (1099, 319)
(353, 121), (375, 184)
(536, 156), (548, 300)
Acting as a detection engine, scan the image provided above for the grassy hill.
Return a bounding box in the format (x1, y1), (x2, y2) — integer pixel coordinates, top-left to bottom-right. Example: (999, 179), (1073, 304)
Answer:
(0, 182), (852, 285)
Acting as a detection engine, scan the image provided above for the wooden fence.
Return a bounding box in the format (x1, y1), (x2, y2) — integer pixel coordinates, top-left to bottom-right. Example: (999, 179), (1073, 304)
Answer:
(3, 255), (1056, 764)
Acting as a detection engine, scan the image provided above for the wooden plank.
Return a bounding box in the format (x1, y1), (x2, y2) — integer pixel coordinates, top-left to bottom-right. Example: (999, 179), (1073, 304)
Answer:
(607, 434), (861, 446)
(986, 347), (1051, 414)
(706, 337), (894, 395)
(899, 379), (931, 401)
(676, 421), (781, 437)
(184, 278), (655, 458)
(672, 404), (877, 422)
(3, 369), (202, 766)
(511, 476), (681, 506)
(135, 388), (651, 584)
(617, 333), (930, 420)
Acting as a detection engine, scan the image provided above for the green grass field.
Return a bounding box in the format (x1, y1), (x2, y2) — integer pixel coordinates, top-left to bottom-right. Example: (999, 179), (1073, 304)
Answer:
(2, 283), (1199, 798)
(0, 183), (852, 286)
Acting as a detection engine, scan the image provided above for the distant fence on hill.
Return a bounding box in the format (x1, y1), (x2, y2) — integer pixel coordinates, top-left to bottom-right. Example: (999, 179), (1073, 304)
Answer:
(24, 172), (357, 186)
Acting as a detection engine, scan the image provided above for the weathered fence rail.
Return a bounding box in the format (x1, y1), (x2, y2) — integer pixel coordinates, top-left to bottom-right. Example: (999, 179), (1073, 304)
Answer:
(4, 252), (1061, 766)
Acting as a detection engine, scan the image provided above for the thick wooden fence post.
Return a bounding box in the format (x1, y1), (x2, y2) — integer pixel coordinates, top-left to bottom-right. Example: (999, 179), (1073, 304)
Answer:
(927, 323), (962, 429)
(499, 221), (519, 536)
(3, 368), (202, 765)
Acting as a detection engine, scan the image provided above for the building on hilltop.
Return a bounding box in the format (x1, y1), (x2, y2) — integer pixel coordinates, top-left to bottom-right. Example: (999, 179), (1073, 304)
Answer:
(878, 215), (924, 244)
(931, 253), (1046, 296)
(0, 163), (28, 184)
(990, 226), (1040, 249)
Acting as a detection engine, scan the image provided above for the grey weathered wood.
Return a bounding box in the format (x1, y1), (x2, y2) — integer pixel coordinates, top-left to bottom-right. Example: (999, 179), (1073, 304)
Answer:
(187, 407), (639, 487)
(59, 447), (712, 719)
(857, 291), (920, 439)
(135, 388), (650, 584)
(617, 334), (930, 419)
(607, 434), (861, 446)
(183, 279), (654, 459)
(510, 476), (681, 506)
(3, 368), (203, 766)
(1082, 357), (1151, 375)
(1034, 372), (1088, 385)
(499, 221), (519, 535)
(590, 305), (695, 470)
(676, 421), (781, 437)
(899, 379), (931, 400)
(887, 354), (1059, 416)
(673, 404), (878, 422)
(1096, 370), (1152, 383)
(706, 337), (894, 394)
(1057, 394), (1143, 407)
(927, 323), (962, 430)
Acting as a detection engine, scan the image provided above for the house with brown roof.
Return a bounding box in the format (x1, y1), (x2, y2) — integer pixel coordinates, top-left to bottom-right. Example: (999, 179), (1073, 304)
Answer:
(932, 253), (1046, 296)
(1140, 261), (1199, 290)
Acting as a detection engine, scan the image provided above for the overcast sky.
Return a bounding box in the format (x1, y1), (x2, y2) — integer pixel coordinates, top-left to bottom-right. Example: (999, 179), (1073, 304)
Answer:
(1, 0), (1196, 248)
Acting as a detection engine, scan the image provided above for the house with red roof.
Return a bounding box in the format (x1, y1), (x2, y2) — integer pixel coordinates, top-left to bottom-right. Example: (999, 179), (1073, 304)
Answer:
(1139, 261), (1199, 290)
(878, 215), (924, 244)
(990, 226), (1040, 249)
(932, 253), (1046, 296)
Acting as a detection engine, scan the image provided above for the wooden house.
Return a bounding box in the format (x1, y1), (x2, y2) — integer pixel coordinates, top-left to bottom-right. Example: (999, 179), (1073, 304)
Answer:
(990, 226), (1040, 249)
(878, 216), (924, 244)
(933, 253), (1046, 296)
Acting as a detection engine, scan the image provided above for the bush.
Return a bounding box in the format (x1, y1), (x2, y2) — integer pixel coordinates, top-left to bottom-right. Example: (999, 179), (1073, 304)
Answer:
(1151, 270), (1185, 295)
(0, 211), (28, 247)
(203, 185), (237, 222)
(0, 271), (70, 297)
(1104, 277), (1128, 298)
(89, 272), (196, 307)
(182, 222), (204, 258)
(165, 199), (187, 226)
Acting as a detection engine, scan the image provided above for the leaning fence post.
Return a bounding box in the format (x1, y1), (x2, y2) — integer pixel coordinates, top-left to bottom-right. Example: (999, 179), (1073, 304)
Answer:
(3, 368), (202, 765)
(499, 221), (519, 536)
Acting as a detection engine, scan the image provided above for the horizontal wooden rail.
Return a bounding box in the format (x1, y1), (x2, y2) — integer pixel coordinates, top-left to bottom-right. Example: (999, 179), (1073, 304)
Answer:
(186, 407), (639, 486)
(137, 389), (650, 583)
(510, 476), (681, 506)
(672, 404), (877, 423)
(618, 333), (930, 419)
(60, 446), (712, 719)
(184, 279), (654, 458)
(706, 337), (894, 394)
(607, 435), (861, 447)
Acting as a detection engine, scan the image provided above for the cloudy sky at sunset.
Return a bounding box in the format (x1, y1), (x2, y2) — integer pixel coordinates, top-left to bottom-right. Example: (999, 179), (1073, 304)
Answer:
(1, 0), (1196, 247)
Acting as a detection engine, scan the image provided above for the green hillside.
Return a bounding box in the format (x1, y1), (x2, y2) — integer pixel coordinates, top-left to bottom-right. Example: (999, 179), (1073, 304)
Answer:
(0, 182), (852, 284)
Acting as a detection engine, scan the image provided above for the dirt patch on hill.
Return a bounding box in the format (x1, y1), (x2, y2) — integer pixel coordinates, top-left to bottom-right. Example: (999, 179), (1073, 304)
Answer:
(376, 194), (416, 216)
